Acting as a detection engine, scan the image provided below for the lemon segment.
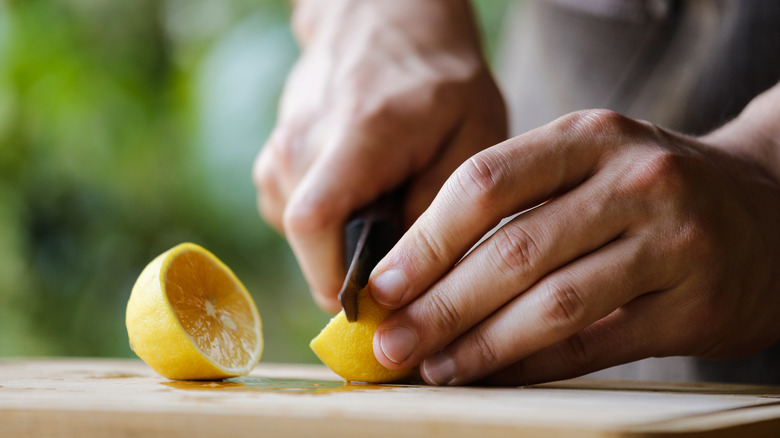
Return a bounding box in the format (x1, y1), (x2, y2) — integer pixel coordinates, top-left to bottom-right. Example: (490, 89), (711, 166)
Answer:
(126, 243), (263, 380)
(310, 290), (415, 383)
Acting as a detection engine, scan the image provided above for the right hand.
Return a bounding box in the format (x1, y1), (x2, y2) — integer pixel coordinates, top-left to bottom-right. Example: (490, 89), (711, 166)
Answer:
(253, 0), (507, 312)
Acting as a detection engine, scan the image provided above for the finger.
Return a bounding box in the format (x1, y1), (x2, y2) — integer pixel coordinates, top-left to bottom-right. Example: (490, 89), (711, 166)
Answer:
(369, 110), (631, 309)
(418, 234), (673, 385)
(280, 86), (468, 310)
(491, 260), (731, 385)
(283, 165), (349, 313)
(373, 170), (635, 368)
(283, 126), (418, 312)
(479, 305), (658, 386)
(253, 146), (286, 233)
(265, 123), (321, 198)
(480, 288), (692, 385)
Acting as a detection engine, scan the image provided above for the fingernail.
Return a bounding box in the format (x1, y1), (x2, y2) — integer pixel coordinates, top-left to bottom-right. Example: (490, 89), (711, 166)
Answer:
(422, 352), (456, 386)
(371, 269), (407, 307)
(379, 326), (417, 364)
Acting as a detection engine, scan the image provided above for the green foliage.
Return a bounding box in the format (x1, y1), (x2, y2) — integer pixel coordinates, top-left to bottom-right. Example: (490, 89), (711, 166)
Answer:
(0, 0), (322, 362)
(0, 0), (506, 362)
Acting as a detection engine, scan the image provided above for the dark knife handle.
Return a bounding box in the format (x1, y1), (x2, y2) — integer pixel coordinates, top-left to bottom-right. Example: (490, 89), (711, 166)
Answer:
(344, 189), (404, 289)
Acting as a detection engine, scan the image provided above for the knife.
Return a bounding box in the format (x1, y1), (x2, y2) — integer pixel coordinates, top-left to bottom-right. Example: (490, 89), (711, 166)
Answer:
(338, 190), (403, 322)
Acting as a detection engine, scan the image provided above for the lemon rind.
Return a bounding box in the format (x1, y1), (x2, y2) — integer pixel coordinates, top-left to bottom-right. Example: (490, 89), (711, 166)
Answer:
(126, 242), (262, 380)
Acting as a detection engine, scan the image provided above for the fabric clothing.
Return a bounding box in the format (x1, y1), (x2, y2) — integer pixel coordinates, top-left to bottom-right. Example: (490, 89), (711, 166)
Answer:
(498, 0), (780, 136)
(496, 0), (780, 384)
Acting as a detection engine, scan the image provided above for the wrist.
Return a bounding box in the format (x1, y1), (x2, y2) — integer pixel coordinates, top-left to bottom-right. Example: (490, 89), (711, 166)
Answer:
(701, 82), (780, 181)
(290, 0), (478, 51)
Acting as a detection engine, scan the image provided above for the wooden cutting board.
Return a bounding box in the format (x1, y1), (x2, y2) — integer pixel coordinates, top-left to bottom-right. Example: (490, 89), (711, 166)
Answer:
(2, 358), (780, 437)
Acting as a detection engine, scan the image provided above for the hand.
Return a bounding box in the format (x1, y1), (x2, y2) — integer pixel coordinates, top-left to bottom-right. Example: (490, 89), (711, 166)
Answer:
(253, 0), (506, 312)
(369, 108), (780, 385)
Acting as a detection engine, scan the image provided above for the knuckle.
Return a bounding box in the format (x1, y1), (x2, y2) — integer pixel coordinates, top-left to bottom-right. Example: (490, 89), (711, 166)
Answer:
(257, 195), (283, 230)
(489, 224), (540, 273)
(259, 208), (284, 234)
(423, 291), (464, 333)
(613, 148), (694, 224)
(450, 150), (505, 208)
(539, 279), (588, 333)
(557, 332), (594, 370)
(254, 154), (286, 232)
(557, 109), (630, 139)
(268, 126), (300, 174)
(430, 66), (480, 102)
(282, 196), (337, 236)
(252, 152), (276, 192)
(470, 329), (501, 368)
(413, 225), (452, 267)
(631, 149), (688, 195)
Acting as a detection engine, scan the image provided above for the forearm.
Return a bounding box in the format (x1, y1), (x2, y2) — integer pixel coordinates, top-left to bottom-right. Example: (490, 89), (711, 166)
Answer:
(703, 81), (780, 181)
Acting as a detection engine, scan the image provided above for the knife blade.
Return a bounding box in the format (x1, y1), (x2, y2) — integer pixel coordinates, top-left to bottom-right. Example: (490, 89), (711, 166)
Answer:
(338, 190), (403, 322)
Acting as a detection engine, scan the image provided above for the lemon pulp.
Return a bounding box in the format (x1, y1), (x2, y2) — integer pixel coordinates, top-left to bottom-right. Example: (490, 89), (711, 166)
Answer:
(126, 242), (262, 380)
(310, 290), (415, 383)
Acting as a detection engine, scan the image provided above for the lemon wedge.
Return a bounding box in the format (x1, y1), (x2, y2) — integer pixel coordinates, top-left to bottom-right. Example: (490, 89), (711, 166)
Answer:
(310, 290), (415, 383)
(126, 242), (263, 380)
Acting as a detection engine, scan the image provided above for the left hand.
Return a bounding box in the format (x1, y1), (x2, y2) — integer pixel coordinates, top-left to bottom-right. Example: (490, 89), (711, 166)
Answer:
(367, 109), (780, 385)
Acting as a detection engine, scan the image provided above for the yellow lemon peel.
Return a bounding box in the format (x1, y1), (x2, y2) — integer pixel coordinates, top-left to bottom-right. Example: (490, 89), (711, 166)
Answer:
(126, 243), (262, 380)
(310, 290), (415, 383)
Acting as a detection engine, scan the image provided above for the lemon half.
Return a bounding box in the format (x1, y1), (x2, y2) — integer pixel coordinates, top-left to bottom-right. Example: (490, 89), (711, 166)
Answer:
(126, 242), (263, 380)
(310, 290), (416, 383)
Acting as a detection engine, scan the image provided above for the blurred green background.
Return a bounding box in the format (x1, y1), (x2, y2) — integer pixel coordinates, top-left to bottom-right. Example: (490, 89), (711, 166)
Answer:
(0, 0), (507, 363)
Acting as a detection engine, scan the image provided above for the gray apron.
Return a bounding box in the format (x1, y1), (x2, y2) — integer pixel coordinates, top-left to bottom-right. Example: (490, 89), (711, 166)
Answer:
(496, 0), (780, 384)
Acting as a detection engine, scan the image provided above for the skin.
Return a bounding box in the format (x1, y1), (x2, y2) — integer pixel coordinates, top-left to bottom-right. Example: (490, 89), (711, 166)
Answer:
(255, 0), (780, 385)
(253, 0), (506, 313)
(371, 93), (780, 385)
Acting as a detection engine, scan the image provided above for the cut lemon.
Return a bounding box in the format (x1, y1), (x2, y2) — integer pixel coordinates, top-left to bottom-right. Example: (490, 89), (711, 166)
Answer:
(126, 242), (262, 380)
(310, 290), (416, 383)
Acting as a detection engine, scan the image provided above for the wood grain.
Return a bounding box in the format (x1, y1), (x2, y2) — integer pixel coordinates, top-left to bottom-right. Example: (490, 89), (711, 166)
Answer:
(2, 358), (780, 437)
